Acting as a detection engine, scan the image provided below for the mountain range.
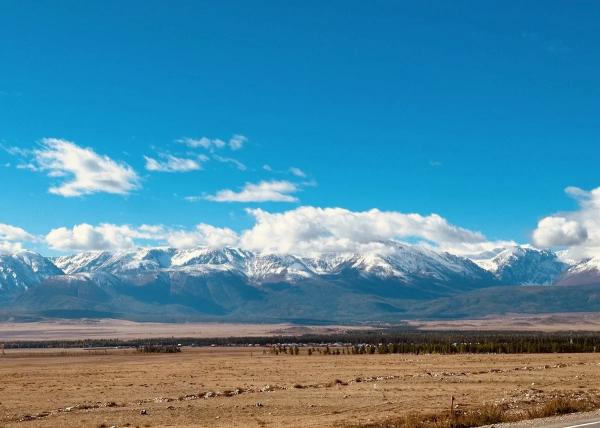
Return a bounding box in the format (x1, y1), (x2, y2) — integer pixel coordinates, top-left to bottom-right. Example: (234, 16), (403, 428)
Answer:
(1, 244), (599, 323)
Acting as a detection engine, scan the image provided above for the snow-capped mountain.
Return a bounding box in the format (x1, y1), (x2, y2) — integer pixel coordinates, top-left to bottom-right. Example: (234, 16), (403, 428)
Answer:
(54, 248), (176, 275)
(52, 243), (496, 289)
(11, 244), (576, 295)
(3, 244), (599, 322)
(471, 246), (568, 285)
(0, 250), (63, 294)
(555, 257), (600, 286)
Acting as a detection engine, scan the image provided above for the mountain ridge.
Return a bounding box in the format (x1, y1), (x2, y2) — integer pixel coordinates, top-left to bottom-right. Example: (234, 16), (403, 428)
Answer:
(1, 244), (599, 322)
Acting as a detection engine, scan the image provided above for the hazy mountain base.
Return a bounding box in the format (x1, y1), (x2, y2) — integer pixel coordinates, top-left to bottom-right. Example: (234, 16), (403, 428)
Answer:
(2, 272), (600, 323)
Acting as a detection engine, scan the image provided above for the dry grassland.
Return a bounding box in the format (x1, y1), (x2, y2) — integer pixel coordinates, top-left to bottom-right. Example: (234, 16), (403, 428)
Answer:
(1, 348), (600, 427)
(0, 320), (368, 341)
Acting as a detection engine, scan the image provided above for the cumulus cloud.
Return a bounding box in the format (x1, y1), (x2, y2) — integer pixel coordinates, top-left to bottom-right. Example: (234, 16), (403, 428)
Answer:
(177, 134), (247, 151)
(0, 223), (37, 254)
(32, 138), (139, 197)
(144, 154), (202, 173)
(46, 223), (165, 251)
(533, 216), (588, 247)
(0, 223), (36, 242)
(239, 206), (491, 255)
(167, 224), (239, 249)
(40, 206), (509, 257)
(0, 241), (24, 254)
(532, 186), (600, 260)
(44, 222), (238, 252)
(204, 180), (300, 203)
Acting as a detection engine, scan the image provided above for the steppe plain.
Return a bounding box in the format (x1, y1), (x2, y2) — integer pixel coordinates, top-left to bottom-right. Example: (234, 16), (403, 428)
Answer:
(2, 347), (600, 427)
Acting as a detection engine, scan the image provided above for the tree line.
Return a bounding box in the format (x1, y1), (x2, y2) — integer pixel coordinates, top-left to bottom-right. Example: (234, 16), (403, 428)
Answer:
(4, 329), (600, 354)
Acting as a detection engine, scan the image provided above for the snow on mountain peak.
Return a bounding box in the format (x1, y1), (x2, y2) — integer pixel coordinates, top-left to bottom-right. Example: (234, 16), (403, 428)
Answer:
(469, 246), (567, 285)
(46, 243), (495, 286)
(2, 243), (575, 297)
(0, 250), (63, 292)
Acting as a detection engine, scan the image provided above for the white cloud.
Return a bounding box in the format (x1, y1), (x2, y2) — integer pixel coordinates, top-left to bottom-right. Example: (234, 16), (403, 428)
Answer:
(533, 216), (588, 247)
(204, 180), (300, 203)
(239, 206), (491, 255)
(289, 167), (306, 178)
(437, 240), (518, 257)
(40, 206), (509, 257)
(177, 137), (226, 150)
(531, 186), (600, 260)
(144, 154), (201, 173)
(1, 145), (31, 157)
(33, 138), (139, 197)
(213, 155), (247, 171)
(177, 134), (247, 151)
(262, 164), (273, 171)
(46, 223), (165, 251)
(0, 223), (36, 242)
(228, 134), (247, 151)
(167, 224), (239, 249)
(565, 186), (589, 200)
(0, 241), (24, 254)
(0, 223), (37, 254)
(45, 222), (238, 252)
(16, 163), (39, 171)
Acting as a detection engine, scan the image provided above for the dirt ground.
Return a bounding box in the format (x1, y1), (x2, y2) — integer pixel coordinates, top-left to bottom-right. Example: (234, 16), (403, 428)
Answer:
(2, 348), (600, 427)
(0, 320), (371, 341)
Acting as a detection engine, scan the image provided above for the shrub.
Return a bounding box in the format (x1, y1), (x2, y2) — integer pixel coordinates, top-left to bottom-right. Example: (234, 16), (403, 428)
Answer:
(138, 344), (181, 353)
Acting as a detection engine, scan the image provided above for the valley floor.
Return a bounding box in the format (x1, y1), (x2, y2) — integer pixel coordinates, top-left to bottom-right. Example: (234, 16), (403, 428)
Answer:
(2, 348), (600, 427)
(0, 319), (371, 341)
(4, 313), (600, 343)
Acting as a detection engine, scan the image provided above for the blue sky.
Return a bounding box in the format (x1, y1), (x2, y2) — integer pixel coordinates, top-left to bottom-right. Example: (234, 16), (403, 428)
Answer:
(1, 1), (600, 257)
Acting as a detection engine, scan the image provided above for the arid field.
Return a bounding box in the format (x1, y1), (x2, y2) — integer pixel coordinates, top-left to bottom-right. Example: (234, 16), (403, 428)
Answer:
(2, 347), (600, 427)
(3, 313), (600, 343)
(0, 319), (371, 341)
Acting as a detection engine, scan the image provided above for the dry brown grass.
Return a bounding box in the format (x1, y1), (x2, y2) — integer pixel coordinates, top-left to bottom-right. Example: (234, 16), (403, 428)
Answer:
(355, 406), (508, 428)
(0, 319), (370, 341)
(2, 348), (600, 427)
(355, 397), (600, 428)
(526, 396), (598, 418)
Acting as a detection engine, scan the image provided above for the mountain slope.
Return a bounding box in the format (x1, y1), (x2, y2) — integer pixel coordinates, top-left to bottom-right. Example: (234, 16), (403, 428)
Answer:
(0, 244), (595, 323)
(555, 258), (600, 286)
(0, 251), (63, 296)
(416, 282), (600, 319)
(51, 244), (499, 296)
(471, 246), (567, 285)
